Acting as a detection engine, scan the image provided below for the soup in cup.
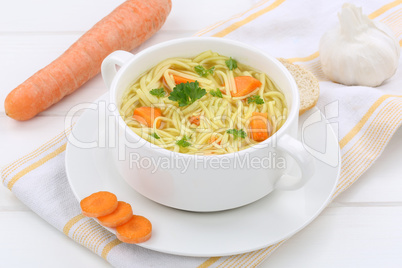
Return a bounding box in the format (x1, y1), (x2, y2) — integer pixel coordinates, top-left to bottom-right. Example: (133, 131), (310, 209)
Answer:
(102, 37), (314, 212)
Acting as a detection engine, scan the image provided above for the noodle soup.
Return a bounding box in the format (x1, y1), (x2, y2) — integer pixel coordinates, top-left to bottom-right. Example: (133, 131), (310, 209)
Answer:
(104, 38), (312, 211)
(119, 50), (287, 155)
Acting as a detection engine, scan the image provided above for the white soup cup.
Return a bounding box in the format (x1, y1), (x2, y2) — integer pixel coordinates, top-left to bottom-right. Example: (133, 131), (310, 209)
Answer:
(101, 37), (314, 212)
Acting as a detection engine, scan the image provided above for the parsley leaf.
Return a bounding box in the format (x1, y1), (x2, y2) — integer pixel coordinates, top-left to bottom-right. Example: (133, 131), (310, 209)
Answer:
(247, 95), (265, 105)
(176, 135), (191, 147)
(210, 88), (223, 98)
(149, 88), (166, 98)
(225, 57), (238, 70)
(195, 65), (215, 77)
(150, 133), (160, 139)
(227, 129), (247, 140)
(168, 81), (207, 107)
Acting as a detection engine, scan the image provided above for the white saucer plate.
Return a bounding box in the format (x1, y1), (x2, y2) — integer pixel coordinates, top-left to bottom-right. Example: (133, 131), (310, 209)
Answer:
(66, 93), (341, 257)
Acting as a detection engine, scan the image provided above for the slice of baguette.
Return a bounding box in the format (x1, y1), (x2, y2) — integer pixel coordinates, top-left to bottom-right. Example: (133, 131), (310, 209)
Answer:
(278, 58), (320, 115)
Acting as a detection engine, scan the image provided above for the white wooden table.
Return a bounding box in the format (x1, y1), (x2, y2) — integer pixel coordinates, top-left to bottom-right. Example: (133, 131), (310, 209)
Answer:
(1, 0), (402, 267)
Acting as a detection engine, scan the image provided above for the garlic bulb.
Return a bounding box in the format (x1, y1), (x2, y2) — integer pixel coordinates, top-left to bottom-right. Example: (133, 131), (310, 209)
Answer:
(319, 3), (400, 87)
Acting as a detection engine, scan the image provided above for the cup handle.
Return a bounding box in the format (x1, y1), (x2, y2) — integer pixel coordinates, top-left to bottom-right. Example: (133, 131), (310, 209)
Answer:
(101, 50), (135, 89)
(275, 134), (315, 190)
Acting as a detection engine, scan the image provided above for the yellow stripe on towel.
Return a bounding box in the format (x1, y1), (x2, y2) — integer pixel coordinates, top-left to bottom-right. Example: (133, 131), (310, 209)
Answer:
(339, 95), (399, 148)
(286, 0), (401, 63)
(7, 143), (67, 190)
(197, 257), (221, 268)
(212, 0), (286, 37)
(250, 242), (284, 267)
(333, 98), (402, 197)
(195, 0), (271, 37)
(2, 126), (72, 182)
(287, 52), (320, 64)
(368, 0), (402, 19)
(101, 239), (122, 260)
(63, 214), (86, 235)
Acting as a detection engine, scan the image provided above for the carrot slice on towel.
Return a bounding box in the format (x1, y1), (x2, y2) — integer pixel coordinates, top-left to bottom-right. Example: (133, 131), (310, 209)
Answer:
(98, 201), (133, 228)
(116, 215), (152, 244)
(80, 191), (118, 218)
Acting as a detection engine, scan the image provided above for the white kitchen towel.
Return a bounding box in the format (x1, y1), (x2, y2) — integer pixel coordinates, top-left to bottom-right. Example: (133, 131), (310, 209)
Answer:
(2, 0), (402, 267)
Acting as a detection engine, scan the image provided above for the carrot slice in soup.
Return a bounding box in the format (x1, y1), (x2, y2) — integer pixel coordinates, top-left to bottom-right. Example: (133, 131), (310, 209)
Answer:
(116, 215), (152, 244)
(173, 75), (195, 85)
(162, 75), (195, 90)
(80, 191), (118, 218)
(249, 112), (271, 142)
(133, 107), (162, 128)
(209, 135), (221, 145)
(189, 115), (200, 126)
(132, 115), (148, 126)
(98, 201), (133, 228)
(232, 76), (262, 97)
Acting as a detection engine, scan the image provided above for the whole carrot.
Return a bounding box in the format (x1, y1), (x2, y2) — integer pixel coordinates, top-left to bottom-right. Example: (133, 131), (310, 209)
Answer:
(4, 0), (172, 121)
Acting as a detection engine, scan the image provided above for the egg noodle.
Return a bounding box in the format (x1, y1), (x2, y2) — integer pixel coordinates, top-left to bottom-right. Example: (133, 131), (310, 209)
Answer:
(119, 50), (287, 155)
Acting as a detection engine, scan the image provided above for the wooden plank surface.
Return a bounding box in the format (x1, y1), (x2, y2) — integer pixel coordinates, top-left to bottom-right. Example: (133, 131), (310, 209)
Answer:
(1, 0), (402, 267)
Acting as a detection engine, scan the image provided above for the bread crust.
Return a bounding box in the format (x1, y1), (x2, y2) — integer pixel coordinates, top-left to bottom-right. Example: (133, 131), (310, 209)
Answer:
(278, 58), (320, 115)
